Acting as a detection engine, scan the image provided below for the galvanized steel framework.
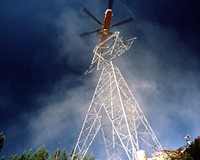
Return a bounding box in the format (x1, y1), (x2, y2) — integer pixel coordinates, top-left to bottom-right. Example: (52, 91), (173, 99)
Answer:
(71, 32), (162, 160)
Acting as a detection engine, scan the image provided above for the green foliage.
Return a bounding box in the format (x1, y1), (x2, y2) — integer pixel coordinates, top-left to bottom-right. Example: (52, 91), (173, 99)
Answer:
(48, 149), (59, 160)
(89, 153), (95, 160)
(187, 139), (200, 160)
(69, 148), (74, 158)
(0, 132), (5, 152)
(0, 142), (95, 160)
(48, 148), (68, 160)
(18, 150), (32, 160)
(82, 155), (87, 160)
(8, 150), (32, 160)
(0, 156), (5, 160)
(59, 149), (67, 160)
(8, 155), (18, 160)
(184, 152), (193, 160)
(48, 152), (56, 160)
(69, 148), (78, 160)
(30, 145), (48, 160)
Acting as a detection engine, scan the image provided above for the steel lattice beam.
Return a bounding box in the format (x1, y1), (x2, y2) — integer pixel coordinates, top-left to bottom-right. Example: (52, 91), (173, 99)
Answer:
(71, 32), (162, 160)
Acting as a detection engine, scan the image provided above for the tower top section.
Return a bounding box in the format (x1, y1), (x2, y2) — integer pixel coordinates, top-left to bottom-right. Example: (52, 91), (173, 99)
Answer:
(85, 32), (137, 74)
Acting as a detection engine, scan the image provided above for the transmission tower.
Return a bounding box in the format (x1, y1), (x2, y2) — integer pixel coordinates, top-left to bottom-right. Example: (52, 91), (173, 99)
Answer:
(71, 32), (162, 160)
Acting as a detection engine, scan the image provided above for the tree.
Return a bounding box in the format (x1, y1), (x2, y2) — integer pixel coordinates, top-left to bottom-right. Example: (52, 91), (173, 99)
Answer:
(89, 153), (95, 160)
(82, 155), (87, 160)
(49, 152), (56, 160)
(30, 145), (48, 160)
(0, 142), (94, 160)
(0, 156), (5, 160)
(69, 148), (77, 160)
(18, 150), (32, 160)
(8, 155), (18, 160)
(59, 149), (67, 160)
(0, 132), (5, 152)
(55, 149), (60, 160)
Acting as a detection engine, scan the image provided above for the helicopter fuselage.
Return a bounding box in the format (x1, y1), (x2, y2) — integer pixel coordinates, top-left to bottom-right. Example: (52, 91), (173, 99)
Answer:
(97, 9), (113, 51)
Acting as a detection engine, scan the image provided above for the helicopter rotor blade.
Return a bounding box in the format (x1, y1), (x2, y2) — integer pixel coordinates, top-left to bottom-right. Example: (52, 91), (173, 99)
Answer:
(82, 7), (102, 25)
(80, 29), (101, 37)
(108, 0), (114, 9)
(111, 17), (133, 28)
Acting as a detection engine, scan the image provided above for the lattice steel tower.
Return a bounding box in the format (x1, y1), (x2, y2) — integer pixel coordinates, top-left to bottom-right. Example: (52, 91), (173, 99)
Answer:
(71, 32), (162, 160)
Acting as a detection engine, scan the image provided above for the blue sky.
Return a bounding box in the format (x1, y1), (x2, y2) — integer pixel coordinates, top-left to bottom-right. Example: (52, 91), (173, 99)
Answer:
(0, 0), (200, 159)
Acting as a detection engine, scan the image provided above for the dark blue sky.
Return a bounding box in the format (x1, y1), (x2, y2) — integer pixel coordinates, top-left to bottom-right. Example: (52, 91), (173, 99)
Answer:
(0, 0), (200, 159)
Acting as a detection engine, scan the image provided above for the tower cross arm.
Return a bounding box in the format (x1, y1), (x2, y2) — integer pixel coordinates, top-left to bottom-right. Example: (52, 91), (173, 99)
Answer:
(85, 31), (137, 74)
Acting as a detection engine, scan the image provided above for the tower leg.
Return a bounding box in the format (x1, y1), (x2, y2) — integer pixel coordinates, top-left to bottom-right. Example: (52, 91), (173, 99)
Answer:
(71, 32), (162, 160)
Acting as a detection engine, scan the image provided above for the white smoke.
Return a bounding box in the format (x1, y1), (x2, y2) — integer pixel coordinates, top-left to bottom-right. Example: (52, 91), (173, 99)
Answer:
(27, 1), (200, 159)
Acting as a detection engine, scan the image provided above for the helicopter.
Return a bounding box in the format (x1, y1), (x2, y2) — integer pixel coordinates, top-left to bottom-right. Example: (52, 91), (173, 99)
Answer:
(80, 0), (133, 51)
